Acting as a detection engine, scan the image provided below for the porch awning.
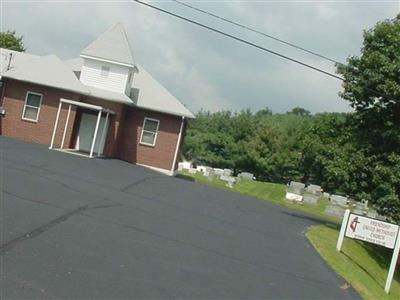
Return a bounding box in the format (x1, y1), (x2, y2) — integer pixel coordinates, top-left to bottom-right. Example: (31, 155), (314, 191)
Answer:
(49, 98), (115, 158)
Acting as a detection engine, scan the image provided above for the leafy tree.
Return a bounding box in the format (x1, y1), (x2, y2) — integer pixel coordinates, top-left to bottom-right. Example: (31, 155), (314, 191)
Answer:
(336, 14), (400, 153)
(288, 107), (311, 116)
(337, 14), (400, 221)
(0, 30), (25, 52)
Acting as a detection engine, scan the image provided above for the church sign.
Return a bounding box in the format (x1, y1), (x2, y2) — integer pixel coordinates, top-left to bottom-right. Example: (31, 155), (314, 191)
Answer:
(336, 210), (400, 294)
(344, 213), (398, 249)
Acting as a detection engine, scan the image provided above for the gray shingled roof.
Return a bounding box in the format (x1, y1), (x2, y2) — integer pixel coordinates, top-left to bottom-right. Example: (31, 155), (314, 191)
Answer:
(81, 23), (135, 67)
(1, 50), (89, 95)
(0, 49), (38, 73)
(132, 64), (194, 118)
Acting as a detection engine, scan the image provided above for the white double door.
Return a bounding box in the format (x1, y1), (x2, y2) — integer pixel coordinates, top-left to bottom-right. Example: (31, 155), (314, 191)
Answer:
(76, 112), (109, 155)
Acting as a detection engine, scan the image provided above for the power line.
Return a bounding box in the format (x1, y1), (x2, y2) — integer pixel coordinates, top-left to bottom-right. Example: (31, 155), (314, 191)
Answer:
(132, 0), (344, 81)
(132, 0), (394, 102)
(171, 0), (343, 65)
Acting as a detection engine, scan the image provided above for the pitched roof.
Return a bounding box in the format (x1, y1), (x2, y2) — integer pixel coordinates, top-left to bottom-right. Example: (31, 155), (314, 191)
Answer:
(64, 57), (194, 118)
(132, 64), (195, 118)
(1, 50), (89, 95)
(0, 49), (38, 73)
(87, 85), (134, 105)
(81, 23), (135, 67)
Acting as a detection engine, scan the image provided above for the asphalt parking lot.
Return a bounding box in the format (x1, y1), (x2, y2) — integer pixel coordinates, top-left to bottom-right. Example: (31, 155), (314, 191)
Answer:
(0, 136), (359, 299)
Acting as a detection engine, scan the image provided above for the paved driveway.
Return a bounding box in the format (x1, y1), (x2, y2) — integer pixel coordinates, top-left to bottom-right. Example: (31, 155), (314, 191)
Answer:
(0, 137), (359, 299)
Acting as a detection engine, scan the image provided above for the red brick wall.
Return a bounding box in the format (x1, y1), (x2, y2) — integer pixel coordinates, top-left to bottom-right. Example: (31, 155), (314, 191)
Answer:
(118, 107), (183, 171)
(0, 79), (186, 173)
(0, 79), (79, 147)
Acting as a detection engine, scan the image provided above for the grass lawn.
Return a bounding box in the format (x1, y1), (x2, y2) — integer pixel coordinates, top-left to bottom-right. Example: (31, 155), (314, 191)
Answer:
(177, 170), (340, 223)
(307, 224), (400, 300)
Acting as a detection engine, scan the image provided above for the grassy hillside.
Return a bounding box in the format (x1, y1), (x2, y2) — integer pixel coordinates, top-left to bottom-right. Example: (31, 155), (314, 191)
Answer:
(178, 171), (340, 223)
(307, 225), (400, 300)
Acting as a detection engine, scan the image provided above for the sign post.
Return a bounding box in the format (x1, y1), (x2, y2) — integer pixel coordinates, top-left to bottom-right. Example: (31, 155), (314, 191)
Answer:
(385, 230), (400, 293)
(337, 209), (400, 294)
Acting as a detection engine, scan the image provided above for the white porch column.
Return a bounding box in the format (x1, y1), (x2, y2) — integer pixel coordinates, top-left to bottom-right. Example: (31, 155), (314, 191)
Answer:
(49, 101), (63, 149)
(171, 116), (185, 173)
(89, 110), (102, 158)
(97, 111), (110, 156)
(60, 104), (72, 149)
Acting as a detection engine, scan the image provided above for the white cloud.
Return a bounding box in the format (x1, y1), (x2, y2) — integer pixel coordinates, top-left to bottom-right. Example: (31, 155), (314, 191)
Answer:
(1, 1), (397, 114)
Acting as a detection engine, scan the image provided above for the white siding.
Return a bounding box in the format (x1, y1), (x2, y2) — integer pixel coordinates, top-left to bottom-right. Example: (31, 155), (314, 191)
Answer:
(80, 58), (131, 94)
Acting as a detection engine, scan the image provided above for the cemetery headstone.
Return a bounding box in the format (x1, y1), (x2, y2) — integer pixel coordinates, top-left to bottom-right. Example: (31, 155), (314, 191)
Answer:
(213, 168), (224, 177)
(325, 205), (346, 218)
(353, 209), (365, 215)
(238, 172), (255, 180)
(223, 169), (233, 176)
(330, 195), (348, 207)
(303, 194), (319, 204)
(306, 184), (322, 195)
(204, 167), (212, 177)
(196, 165), (208, 173)
(207, 169), (215, 181)
(367, 210), (378, 219)
(288, 181), (305, 195)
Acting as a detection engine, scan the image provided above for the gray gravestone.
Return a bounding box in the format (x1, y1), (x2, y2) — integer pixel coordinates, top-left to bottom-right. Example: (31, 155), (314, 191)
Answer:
(303, 194), (319, 204)
(330, 195), (348, 207)
(207, 169), (215, 181)
(353, 209), (365, 215)
(213, 168), (224, 177)
(367, 210), (378, 218)
(288, 181), (305, 195)
(306, 184), (322, 195)
(238, 172), (255, 180)
(204, 167), (212, 177)
(325, 205), (346, 218)
(223, 168), (233, 176)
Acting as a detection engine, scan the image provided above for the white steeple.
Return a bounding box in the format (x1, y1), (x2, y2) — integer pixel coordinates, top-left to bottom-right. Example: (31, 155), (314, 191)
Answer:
(81, 23), (134, 67)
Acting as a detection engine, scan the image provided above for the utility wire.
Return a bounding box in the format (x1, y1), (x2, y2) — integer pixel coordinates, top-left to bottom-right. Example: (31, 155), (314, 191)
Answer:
(171, 0), (344, 66)
(132, 0), (393, 102)
(132, 0), (344, 81)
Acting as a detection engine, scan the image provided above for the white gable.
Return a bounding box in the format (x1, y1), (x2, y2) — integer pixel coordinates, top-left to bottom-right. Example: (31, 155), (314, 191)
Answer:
(80, 58), (130, 94)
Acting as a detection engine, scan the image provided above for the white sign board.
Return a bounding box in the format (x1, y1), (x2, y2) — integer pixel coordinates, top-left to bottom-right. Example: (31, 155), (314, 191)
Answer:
(336, 209), (400, 294)
(345, 213), (399, 249)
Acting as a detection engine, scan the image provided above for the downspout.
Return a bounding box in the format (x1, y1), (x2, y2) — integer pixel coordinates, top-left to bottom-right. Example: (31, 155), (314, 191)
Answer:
(171, 116), (185, 175)
(0, 78), (6, 107)
(0, 79), (7, 135)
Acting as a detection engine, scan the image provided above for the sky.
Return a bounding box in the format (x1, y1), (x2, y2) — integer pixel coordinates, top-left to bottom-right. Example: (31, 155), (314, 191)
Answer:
(1, 0), (399, 114)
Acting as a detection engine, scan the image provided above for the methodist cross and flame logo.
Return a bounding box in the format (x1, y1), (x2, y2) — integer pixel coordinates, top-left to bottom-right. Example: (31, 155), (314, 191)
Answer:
(349, 216), (360, 232)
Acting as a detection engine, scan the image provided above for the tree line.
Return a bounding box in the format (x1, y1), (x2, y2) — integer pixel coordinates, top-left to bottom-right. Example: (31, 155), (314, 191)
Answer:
(183, 15), (400, 222)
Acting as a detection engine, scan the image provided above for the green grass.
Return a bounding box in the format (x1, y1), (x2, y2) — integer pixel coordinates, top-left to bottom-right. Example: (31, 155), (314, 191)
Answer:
(307, 224), (400, 300)
(177, 170), (340, 223)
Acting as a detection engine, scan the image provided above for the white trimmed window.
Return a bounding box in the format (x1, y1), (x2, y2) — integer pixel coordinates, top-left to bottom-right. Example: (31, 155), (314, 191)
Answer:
(22, 92), (42, 122)
(140, 118), (160, 146)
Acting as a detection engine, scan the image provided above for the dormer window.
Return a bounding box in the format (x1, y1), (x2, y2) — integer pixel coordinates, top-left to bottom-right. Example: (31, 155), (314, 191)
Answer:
(101, 66), (110, 77)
